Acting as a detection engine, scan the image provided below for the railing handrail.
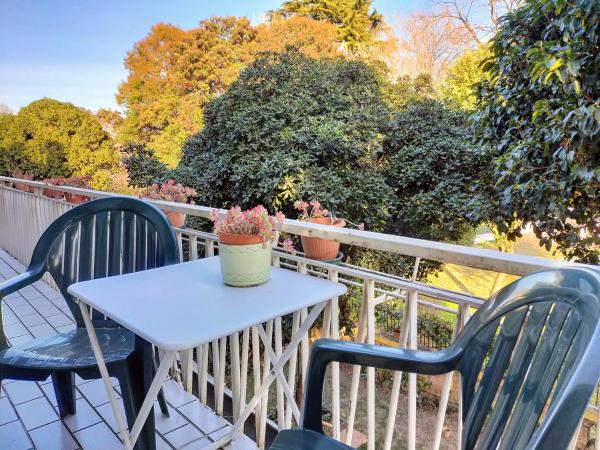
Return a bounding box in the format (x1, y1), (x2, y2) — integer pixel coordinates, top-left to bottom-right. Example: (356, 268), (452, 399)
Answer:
(0, 176), (580, 276)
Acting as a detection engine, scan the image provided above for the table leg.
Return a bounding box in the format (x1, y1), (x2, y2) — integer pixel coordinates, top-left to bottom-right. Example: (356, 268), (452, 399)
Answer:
(78, 300), (177, 450)
(205, 301), (327, 450)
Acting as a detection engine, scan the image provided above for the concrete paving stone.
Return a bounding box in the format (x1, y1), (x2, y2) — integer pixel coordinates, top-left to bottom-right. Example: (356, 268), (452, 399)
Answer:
(77, 378), (120, 407)
(156, 433), (174, 450)
(28, 323), (57, 339)
(3, 381), (43, 405)
(10, 304), (38, 317)
(55, 324), (77, 334)
(62, 398), (102, 432)
(4, 322), (30, 339)
(177, 401), (228, 434)
(154, 404), (190, 435)
(7, 334), (34, 346)
(163, 423), (206, 449)
(15, 396), (59, 430)
(208, 424), (232, 441)
(73, 421), (122, 450)
(96, 400), (128, 434)
(0, 395), (18, 425)
(162, 380), (197, 408)
(0, 420), (33, 450)
(29, 420), (79, 450)
(5, 296), (29, 308)
(46, 313), (73, 328)
(35, 304), (62, 317)
(18, 313), (47, 327)
(2, 312), (20, 326)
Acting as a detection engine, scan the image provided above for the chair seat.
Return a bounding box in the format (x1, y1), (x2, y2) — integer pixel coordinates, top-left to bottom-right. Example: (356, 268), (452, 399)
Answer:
(0, 328), (134, 370)
(269, 429), (354, 450)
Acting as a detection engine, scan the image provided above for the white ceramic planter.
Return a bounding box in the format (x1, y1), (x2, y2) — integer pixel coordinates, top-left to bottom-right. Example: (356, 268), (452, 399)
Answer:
(219, 241), (272, 287)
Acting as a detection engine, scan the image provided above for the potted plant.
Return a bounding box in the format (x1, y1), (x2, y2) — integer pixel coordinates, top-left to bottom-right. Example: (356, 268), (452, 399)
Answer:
(42, 176), (92, 203)
(210, 205), (286, 287)
(42, 177), (66, 200)
(62, 176), (92, 204)
(11, 171), (34, 193)
(142, 179), (197, 228)
(294, 200), (364, 261)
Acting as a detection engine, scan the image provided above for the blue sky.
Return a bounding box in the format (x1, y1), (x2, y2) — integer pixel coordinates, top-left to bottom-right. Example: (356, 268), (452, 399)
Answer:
(0, 1), (426, 112)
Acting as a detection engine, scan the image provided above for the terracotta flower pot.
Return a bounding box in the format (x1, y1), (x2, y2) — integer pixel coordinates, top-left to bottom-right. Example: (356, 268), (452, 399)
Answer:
(164, 211), (186, 228)
(300, 217), (346, 260)
(218, 233), (271, 287)
(14, 182), (34, 193)
(65, 193), (89, 204)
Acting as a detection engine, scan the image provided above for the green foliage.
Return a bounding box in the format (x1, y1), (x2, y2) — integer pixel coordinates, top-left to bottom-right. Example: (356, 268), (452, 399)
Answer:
(175, 48), (394, 230)
(384, 99), (483, 242)
(417, 312), (453, 349)
(122, 144), (169, 188)
(438, 44), (491, 110)
(277, 0), (382, 51)
(0, 99), (117, 188)
(471, 0), (600, 263)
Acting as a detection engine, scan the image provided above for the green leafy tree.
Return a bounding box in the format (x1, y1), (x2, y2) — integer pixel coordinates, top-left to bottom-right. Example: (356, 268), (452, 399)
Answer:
(384, 99), (482, 242)
(276, 0), (383, 52)
(438, 44), (491, 110)
(174, 48), (393, 230)
(0, 99), (117, 188)
(471, 0), (600, 263)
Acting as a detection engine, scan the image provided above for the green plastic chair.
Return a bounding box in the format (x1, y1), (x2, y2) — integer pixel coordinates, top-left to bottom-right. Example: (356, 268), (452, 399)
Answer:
(0, 197), (179, 449)
(270, 267), (600, 450)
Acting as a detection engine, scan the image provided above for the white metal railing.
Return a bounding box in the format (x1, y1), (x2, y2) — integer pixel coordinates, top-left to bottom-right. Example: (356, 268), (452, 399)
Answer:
(0, 176), (597, 450)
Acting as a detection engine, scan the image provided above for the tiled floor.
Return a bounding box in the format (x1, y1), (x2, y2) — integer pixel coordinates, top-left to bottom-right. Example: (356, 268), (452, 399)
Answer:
(0, 249), (258, 450)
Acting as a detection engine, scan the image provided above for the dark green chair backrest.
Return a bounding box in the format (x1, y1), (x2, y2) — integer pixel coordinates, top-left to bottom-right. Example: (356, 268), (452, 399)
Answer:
(452, 267), (600, 449)
(20, 197), (179, 328)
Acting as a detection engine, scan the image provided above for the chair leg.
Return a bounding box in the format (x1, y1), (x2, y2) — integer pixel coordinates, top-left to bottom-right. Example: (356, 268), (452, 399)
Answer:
(52, 372), (76, 418)
(115, 362), (137, 431)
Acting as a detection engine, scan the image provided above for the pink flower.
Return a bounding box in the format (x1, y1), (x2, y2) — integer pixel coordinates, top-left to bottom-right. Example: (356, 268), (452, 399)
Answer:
(275, 211), (285, 225)
(283, 238), (295, 253)
(358, 223), (365, 231)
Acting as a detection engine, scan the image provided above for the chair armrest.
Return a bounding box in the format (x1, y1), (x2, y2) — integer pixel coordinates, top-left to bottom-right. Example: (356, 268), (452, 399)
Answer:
(0, 270), (44, 299)
(301, 338), (461, 433)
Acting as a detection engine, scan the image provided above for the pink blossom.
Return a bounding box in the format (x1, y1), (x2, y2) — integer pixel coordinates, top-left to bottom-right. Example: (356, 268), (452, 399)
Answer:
(283, 239), (295, 253)
(358, 223), (365, 231)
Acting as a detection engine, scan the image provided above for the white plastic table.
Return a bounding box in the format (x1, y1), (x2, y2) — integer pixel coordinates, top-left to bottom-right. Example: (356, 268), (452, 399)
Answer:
(68, 256), (346, 450)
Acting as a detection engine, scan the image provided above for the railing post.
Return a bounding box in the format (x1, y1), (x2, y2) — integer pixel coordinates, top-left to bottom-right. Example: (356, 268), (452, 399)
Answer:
(366, 278), (376, 450)
(407, 288), (418, 450)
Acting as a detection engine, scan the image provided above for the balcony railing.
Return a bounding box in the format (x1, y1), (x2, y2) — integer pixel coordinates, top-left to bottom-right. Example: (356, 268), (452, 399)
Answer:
(0, 176), (598, 450)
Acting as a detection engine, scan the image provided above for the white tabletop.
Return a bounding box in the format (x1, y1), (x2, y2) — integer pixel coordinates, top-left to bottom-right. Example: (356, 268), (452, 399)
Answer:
(68, 257), (346, 351)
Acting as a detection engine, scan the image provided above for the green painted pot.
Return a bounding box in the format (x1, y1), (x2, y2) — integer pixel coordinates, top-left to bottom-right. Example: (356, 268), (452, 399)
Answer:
(218, 238), (272, 287)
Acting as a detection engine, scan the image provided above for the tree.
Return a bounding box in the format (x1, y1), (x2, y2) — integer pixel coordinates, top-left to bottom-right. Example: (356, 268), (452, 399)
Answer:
(122, 144), (169, 188)
(95, 109), (123, 139)
(174, 48), (394, 230)
(0, 99), (118, 188)
(397, 12), (471, 80)
(276, 0), (383, 52)
(251, 16), (339, 59)
(437, 44), (491, 110)
(429, 0), (524, 44)
(471, 0), (600, 263)
(117, 18), (255, 167)
(384, 99), (483, 242)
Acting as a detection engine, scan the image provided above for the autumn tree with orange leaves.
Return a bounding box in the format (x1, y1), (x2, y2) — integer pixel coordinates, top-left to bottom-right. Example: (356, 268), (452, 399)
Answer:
(117, 16), (341, 167)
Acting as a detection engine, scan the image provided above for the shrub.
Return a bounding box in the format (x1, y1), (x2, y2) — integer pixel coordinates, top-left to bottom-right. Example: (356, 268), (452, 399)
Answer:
(122, 144), (170, 188)
(471, 0), (600, 263)
(0, 99), (117, 188)
(174, 47), (394, 231)
(383, 99), (483, 243)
